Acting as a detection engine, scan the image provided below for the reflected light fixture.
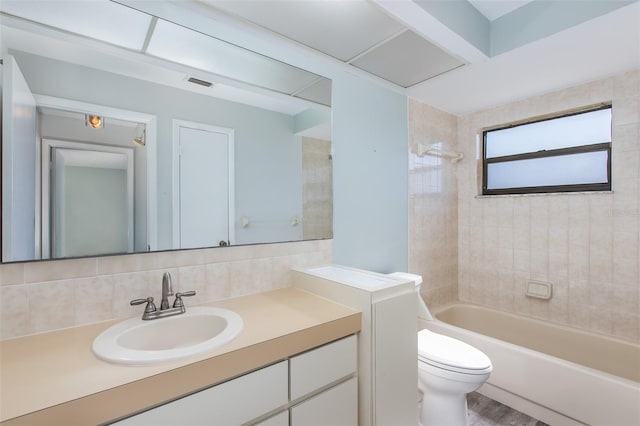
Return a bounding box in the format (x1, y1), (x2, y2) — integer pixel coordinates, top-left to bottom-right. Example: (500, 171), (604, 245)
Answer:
(133, 123), (146, 147)
(85, 114), (103, 129)
(133, 129), (146, 147)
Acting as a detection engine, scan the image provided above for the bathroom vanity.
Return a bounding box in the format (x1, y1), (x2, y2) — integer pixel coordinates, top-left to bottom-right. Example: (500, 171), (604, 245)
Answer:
(0, 288), (361, 425)
(114, 335), (357, 425)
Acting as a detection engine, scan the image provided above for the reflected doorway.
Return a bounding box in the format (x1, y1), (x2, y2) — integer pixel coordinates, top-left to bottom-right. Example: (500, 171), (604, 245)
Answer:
(42, 140), (134, 258)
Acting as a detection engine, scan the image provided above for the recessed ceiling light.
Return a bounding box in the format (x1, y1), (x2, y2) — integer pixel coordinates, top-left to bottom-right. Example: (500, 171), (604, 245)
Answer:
(85, 114), (103, 129)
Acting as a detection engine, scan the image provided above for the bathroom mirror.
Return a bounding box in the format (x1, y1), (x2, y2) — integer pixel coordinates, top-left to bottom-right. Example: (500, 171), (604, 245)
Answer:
(1, 1), (333, 263)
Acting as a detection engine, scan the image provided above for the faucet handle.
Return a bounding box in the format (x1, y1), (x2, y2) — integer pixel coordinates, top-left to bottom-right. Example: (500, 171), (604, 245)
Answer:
(130, 297), (157, 313)
(173, 291), (196, 308)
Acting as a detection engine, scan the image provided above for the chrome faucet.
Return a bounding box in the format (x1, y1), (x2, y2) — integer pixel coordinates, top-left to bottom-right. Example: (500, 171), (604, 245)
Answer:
(130, 272), (196, 320)
(160, 272), (174, 310)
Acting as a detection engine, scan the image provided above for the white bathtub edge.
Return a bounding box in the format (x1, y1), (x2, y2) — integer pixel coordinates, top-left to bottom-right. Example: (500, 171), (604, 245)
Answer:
(420, 306), (640, 426)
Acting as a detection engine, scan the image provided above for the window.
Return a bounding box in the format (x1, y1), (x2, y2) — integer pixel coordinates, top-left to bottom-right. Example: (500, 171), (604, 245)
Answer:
(482, 105), (612, 195)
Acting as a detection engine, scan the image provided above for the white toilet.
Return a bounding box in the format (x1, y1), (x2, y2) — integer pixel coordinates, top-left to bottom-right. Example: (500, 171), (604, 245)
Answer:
(390, 273), (492, 426)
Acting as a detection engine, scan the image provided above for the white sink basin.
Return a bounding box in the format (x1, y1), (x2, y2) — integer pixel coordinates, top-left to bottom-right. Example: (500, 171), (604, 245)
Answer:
(92, 307), (243, 365)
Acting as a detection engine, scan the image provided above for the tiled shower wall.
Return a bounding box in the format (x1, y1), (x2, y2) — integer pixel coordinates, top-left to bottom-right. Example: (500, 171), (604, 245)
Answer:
(408, 100), (459, 308)
(0, 240), (332, 340)
(457, 70), (640, 341)
(302, 137), (333, 240)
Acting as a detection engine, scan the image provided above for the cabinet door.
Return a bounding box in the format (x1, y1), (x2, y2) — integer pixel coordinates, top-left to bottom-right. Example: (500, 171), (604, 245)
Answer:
(290, 335), (357, 400)
(291, 377), (357, 426)
(114, 361), (287, 425)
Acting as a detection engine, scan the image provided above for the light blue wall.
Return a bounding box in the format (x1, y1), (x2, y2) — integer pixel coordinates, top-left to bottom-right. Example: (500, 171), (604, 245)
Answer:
(414, 0), (490, 56)
(117, 0), (411, 273)
(491, 0), (635, 56)
(332, 73), (408, 273)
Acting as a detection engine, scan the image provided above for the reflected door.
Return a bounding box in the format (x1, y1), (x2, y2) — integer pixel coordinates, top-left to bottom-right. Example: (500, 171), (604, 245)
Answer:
(42, 140), (134, 259)
(176, 123), (234, 249)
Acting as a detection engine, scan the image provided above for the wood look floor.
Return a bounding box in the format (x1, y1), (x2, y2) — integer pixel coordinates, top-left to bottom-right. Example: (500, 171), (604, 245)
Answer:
(467, 393), (549, 426)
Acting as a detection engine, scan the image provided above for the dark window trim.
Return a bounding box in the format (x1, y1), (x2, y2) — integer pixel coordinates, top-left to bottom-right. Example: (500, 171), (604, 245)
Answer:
(481, 103), (611, 133)
(482, 105), (612, 196)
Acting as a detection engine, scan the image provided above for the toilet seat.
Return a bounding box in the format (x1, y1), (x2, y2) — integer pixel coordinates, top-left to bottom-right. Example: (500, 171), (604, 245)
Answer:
(418, 329), (492, 375)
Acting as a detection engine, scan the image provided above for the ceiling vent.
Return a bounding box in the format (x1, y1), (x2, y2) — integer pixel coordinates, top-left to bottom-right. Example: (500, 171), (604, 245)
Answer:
(187, 77), (213, 87)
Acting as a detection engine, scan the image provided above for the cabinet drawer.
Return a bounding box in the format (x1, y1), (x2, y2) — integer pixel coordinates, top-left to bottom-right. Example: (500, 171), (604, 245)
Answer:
(114, 360), (288, 425)
(290, 377), (358, 426)
(290, 335), (357, 400)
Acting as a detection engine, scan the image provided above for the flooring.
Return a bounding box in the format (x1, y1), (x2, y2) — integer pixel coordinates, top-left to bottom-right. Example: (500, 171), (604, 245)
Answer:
(467, 392), (549, 426)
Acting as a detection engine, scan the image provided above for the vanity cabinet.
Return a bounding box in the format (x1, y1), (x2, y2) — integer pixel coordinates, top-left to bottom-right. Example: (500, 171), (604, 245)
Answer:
(113, 361), (288, 425)
(112, 335), (357, 426)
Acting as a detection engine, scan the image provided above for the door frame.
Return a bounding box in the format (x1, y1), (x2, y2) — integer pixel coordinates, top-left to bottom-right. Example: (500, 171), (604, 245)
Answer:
(43, 139), (134, 258)
(171, 119), (235, 249)
(34, 95), (158, 253)
(2, 55), (38, 261)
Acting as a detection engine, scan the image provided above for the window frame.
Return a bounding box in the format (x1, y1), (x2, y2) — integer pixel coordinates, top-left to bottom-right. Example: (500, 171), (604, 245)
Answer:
(481, 105), (612, 196)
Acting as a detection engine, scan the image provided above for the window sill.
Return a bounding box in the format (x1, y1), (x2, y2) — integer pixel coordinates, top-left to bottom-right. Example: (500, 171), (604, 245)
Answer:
(475, 191), (614, 199)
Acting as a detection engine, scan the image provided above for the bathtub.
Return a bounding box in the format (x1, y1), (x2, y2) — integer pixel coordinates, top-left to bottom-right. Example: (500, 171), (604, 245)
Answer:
(420, 303), (640, 426)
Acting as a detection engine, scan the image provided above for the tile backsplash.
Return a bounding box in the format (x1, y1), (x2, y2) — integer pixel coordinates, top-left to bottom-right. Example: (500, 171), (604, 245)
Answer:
(0, 240), (332, 339)
(457, 70), (639, 341)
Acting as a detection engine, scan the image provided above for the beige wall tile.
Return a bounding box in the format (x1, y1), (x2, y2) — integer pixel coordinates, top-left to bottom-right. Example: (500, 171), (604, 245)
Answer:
(457, 71), (639, 341)
(2, 240), (331, 339)
(97, 253), (156, 275)
(0, 263), (24, 286)
(408, 98), (459, 309)
(612, 312), (639, 341)
(0, 285), (30, 339)
(24, 258), (96, 283)
(205, 262), (231, 301)
(156, 249), (206, 269)
(28, 280), (75, 334)
(614, 70), (640, 99)
(548, 279), (569, 324)
(112, 271), (154, 319)
(74, 276), (114, 325)
(177, 265), (207, 306)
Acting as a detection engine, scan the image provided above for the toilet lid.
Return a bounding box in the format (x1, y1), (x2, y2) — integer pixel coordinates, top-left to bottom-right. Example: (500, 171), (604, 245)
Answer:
(418, 329), (491, 372)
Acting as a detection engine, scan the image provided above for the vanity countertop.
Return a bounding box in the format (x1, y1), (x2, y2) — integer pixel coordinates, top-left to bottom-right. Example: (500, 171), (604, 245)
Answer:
(0, 287), (361, 425)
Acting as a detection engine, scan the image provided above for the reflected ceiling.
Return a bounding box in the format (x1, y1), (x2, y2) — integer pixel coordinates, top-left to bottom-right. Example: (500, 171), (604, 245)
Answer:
(0, 0), (331, 109)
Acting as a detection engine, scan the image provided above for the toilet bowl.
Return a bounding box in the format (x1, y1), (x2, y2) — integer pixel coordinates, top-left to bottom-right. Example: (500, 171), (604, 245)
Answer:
(418, 328), (492, 426)
(389, 272), (492, 426)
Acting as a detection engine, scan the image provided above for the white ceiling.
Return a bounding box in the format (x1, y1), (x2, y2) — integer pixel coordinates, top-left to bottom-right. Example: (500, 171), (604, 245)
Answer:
(201, 0), (640, 115)
(3, 0), (638, 117)
(408, 1), (640, 115)
(203, 0), (465, 88)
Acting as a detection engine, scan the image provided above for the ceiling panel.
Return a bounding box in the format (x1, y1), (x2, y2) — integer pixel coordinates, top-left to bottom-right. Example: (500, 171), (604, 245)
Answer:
(203, 0), (406, 61)
(351, 30), (464, 88)
(0, 0), (151, 50)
